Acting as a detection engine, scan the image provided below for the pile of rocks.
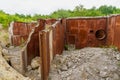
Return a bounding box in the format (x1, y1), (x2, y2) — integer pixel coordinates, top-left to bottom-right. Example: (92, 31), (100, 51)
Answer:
(49, 47), (120, 80)
(25, 57), (41, 80)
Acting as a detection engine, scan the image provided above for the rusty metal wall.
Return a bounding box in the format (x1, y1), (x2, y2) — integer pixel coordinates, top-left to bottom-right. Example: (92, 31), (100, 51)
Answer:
(26, 19), (45, 65)
(66, 17), (107, 48)
(11, 19), (45, 65)
(11, 22), (37, 46)
(106, 16), (115, 45)
(10, 15), (120, 80)
(107, 15), (120, 49)
(39, 31), (50, 80)
(114, 15), (120, 49)
(39, 20), (65, 80)
(52, 21), (65, 55)
(107, 15), (120, 50)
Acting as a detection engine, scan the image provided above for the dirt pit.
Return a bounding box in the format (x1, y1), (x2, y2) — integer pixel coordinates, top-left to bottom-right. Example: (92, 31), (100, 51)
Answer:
(49, 47), (120, 80)
(1, 46), (120, 80)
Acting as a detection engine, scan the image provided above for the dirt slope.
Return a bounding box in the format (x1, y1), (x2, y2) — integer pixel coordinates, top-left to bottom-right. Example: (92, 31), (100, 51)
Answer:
(0, 50), (30, 80)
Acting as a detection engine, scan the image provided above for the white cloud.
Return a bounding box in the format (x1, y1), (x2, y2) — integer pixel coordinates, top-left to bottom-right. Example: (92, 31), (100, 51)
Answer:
(0, 0), (119, 15)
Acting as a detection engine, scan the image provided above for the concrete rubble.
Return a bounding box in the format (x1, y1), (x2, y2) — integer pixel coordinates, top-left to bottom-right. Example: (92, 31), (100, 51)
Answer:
(25, 56), (41, 80)
(31, 57), (40, 69)
(1, 39), (120, 80)
(49, 47), (120, 80)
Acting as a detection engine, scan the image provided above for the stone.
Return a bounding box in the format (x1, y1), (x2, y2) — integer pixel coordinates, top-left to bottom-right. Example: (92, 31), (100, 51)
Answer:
(27, 65), (32, 71)
(2, 49), (9, 55)
(67, 62), (73, 68)
(31, 57), (40, 69)
(9, 46), (14, 49)
(60, 65), (68, 71)
(49, 48), (120, 80)
(99, 71), (108, 78)
(113, 73), (120, 80)
(116, 54), (120, 60)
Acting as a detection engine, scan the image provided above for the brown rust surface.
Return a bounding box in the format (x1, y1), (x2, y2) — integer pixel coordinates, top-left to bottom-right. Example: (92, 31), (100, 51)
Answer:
(52, 21), (64, 55)
(106, 16), (115, 45)
(66, 18), (107, 48)
(113, 15), (120, 49)
(26, 19), (45, 65)
(39, 31), (50, 80)
(12, 22), (37, 46)
(39, 20), (65, 80)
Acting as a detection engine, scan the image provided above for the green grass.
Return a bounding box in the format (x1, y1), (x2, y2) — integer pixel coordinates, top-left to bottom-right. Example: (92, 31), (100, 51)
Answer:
(100, 45), (118, 51)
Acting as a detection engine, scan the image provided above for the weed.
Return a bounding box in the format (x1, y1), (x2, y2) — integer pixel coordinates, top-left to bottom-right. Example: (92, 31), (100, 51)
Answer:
(117, 61), (120, 67)
(64, 45), (68, 50)
(100, 45), (118, 51)
(3, 35), (8, 41)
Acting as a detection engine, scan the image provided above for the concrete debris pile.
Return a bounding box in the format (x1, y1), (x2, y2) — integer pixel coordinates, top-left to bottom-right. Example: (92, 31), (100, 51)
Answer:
(49, 48), (120, 80)
(25, 56), (41, 80)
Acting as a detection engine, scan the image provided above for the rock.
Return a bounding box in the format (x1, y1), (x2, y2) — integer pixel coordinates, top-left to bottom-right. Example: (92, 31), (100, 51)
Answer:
(67, 62), (74, 68)
(31, 57), (40, 69)
(116, 54), (120, 60)
(27, 65), (32, 71)
(60, 65), (68, 71)
(2, 49), (9, 55)
(2, 49), (10, 61)
(25, 67), (41, 80)
(113, 73), (119, 80)
(9, 46), (14, 49)
(49, 48), (120, 80)
(99, 70), (109, 78)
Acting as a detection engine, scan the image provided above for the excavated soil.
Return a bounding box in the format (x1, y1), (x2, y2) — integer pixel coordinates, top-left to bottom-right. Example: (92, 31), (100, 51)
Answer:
(1, 32), (120, 80)
(49, 47), (120, 80)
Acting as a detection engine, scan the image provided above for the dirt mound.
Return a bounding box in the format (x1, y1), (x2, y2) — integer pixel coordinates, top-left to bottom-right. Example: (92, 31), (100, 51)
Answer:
(49, 47), (120, 80)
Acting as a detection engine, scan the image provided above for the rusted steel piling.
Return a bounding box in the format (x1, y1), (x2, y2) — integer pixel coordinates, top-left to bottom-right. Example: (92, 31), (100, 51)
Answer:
(9, 14), (120, 80)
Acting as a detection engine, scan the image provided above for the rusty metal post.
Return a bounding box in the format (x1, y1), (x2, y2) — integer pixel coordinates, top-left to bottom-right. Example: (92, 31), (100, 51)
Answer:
(39, 31), (49, 80)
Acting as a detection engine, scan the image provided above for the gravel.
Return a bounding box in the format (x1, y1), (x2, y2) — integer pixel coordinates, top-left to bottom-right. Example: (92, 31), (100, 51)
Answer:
(49, 47), (120, 80)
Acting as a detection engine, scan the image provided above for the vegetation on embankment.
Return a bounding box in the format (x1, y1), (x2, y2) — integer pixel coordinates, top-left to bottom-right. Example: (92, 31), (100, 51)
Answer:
(0, 5), (120, 29)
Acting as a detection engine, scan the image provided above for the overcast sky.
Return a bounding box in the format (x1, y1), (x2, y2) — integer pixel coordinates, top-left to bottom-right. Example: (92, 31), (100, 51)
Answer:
(0, 0), (119, 15)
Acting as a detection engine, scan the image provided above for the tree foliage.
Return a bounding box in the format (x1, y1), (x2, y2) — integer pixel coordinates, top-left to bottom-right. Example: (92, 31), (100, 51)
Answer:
(0, 5), (120, 29)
